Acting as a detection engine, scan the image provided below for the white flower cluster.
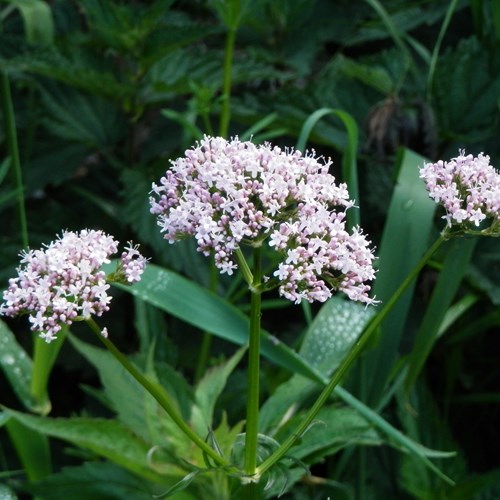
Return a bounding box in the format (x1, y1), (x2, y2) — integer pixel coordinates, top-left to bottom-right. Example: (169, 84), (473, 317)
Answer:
(420, 151), (500, 229)
(0, 230), (147, 342)
(150, 136), (376, 304)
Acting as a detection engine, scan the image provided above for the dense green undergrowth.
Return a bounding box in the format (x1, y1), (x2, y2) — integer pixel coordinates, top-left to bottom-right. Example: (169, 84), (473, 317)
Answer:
(1, 1), (500, 498)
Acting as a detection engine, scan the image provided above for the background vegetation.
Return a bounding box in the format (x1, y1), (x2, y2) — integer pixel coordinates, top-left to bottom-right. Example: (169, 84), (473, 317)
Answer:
(1, 0), (500, 498)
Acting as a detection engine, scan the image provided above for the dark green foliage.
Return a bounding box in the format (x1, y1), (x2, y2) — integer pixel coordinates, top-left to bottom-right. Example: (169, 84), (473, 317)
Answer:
(1, 0), (500, 498)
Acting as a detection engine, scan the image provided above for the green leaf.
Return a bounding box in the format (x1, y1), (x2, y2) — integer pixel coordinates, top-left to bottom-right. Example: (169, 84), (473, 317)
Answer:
(0, 320), (34, 410)
(0, 483), (17, 500)
(361, 148), (436, 406)
(0, 156), (11, 185)
(4, 0), (55, 45)
(433, 37), (500, 142)
(3, 408), (168, 484)
(4, 416), (51, 481)
(39, 83), (125, 148)
(296, 107), (360, 228)
(26, 462), (169, 500)
(259, 296), (374, 434)
(68, 335), (153, 442)
(112, 264), (325, 384)
(336, 55), (394, 95)
(280, 406), (381, 461)
(191, 347), (246, 435)
(404, 238), (477, 395)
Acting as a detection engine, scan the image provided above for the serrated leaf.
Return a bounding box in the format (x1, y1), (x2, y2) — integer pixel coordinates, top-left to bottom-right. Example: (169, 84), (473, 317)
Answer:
(39, 83), (125, 148)
(3, 408), (168, 484)
(26, 461), (192, 500)
(279, 406), (381, 461)
(191, 347), (246, 435)
(68, 335), (152, 442)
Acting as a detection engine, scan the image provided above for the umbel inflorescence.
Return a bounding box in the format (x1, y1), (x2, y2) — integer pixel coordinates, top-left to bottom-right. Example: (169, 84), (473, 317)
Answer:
(420, 151), (500, 235)
(0, 230), (147, 342)
(150, 136), (377, 305)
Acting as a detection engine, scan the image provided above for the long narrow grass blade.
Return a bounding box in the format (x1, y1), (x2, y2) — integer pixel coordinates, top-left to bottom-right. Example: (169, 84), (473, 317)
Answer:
(296, 107), (359, 228)
(426, 0), (460, 99)
(113, 264), (325, 384)
(361, 148), (436, 406)
(404, 238), (477, 396)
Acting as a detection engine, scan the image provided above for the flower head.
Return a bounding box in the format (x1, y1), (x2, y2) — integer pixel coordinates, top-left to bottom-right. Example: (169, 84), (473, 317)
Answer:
(0, 230), (147, 342)
(420, 151), (500, 232)
(150, 136), (376, 304)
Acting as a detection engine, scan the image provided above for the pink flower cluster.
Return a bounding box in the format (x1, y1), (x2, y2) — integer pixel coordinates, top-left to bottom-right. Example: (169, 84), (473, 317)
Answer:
(0, 230), (147, 342)
(150, 136), (376, 304)
(420, 151), (500, 229)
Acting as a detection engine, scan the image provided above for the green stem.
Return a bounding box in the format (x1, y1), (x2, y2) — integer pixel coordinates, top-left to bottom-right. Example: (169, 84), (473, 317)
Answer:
(0, 71), (28, 248)
(195, 258), (218, 383)
(30, 329), (67, 415)
(257, 235), (445, 477)
(235, 247), (254, 286)
(219, 27), (236, 138)
(243, 246), (262, 479)
(85, 318), (231, 469)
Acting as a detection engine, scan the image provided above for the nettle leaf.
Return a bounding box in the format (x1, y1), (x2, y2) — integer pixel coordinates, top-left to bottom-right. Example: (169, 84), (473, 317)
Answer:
(26, 461), (168, 500)
(0, 49), (133, 100)
(25, 142), (91, 190)
(38, 82), (125, 148)
(433, 37), (500, 142)
(0, 320), (34, 410)
(3, 408), (167, 484)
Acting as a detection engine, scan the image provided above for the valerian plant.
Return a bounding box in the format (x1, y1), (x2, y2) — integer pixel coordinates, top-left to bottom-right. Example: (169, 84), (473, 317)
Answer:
(3, 135), (499, 498)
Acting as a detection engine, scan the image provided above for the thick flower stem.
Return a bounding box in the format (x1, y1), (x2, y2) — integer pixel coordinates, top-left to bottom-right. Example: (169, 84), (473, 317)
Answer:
(256, 235), (445, 477)
(243, 246), (262, 479)
(86, 318), (231, 469)
(30, 329), (66, 415)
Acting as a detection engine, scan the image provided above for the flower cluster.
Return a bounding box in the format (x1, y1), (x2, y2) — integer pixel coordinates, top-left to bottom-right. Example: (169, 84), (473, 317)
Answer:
(150, 136), (376, 304)
(420, 151), (500, 230)
(0, 230), (147, 342)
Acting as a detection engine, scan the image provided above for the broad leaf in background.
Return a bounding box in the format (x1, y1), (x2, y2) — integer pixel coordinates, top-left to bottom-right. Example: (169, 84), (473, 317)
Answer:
(4, 0), (54, 46)
(26, 462), (175, 500)
(259, 296), (374, 434)
(69, 335), (154, 442)
(3, 408), (170, 484)
(191, 347), (246, 436)
(0, 320), (34, 410)
(112, 263), (325, 384)
(296, 107), (360, 228)
(404, 238), (477, 397)
(360, 148), (436, 406)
